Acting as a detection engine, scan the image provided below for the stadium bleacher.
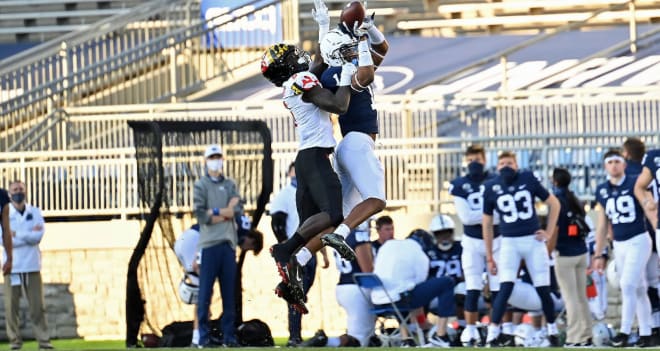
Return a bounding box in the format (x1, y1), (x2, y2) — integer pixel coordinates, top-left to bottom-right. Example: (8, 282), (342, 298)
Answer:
(0, 0), (143, 42)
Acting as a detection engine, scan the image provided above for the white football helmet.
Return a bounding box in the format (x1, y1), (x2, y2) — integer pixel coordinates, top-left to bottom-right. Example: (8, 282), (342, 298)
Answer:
(429, 214), (455, 232)
(592, 322), (612, 346)
(514, 323), (535, 347)
(320, 28), (358, 67)
(606, 261), (619, 290)
(178, 274), (199, 305)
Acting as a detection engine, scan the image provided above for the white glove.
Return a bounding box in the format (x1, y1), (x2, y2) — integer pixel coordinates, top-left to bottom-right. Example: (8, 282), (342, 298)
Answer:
(339, 62), (357, 86)
(312, 0), (330, 26)
(312, 0), (330, 42)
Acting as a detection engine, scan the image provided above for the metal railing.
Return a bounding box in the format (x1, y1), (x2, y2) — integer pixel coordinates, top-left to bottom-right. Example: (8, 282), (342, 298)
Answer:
(10, 85), (656, 153)
(0, 0), (298, 151)
(2, 132), (659, 218)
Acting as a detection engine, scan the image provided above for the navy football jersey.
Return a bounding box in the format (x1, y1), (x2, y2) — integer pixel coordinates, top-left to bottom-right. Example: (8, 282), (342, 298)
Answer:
(483, 170), (549, 237)
(626, 160), (644, 178)
(427, 243), (463, 282)
(643, 149), (660, 227)
(450, 172), (499, 239)
(595, 176), (647, 241)
(335, 229), (371, 285)
(320, 66), (378, 136)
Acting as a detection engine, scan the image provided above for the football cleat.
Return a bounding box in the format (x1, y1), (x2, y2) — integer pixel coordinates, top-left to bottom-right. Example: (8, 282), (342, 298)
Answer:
(321, 233), (356, 260)
(610, 332), (629, 347)
(634, 335), (654, 348)
(274, 282), (308, 314)
(270, 244), (292, 284)
(301, 330), (328, 347)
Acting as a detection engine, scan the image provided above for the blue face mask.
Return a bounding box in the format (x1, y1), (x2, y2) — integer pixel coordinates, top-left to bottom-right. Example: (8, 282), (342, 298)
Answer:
(499, 166), (518, 184)
(467, 161), (485, 180)
(290, 176), (297, 188)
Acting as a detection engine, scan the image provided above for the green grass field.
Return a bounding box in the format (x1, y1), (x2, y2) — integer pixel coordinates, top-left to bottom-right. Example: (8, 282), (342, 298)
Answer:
(0, 338), (621, 350)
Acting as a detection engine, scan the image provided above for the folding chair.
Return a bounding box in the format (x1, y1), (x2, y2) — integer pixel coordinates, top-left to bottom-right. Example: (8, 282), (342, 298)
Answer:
(353, 273), (425, 346)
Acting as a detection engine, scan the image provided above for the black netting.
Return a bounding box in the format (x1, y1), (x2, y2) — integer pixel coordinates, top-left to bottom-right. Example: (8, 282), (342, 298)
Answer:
(126, 120), (273, 347)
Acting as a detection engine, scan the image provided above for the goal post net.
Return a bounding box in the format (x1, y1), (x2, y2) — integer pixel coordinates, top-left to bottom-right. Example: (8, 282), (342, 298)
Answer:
(126, 120), (273, 346)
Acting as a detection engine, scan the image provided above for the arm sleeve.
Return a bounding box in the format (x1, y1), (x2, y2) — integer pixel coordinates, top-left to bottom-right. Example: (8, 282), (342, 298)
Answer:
(193, 181), (211, 225)
(454, 196), (482, 225)
(270, 211), (288, 243)
(21, 207), (45, 245)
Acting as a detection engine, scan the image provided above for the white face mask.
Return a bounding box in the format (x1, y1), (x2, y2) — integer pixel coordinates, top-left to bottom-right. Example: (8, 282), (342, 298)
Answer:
(206, 159), (223, 172)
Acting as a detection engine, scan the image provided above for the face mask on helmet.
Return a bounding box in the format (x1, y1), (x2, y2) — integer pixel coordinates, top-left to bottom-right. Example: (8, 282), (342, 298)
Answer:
(320, 29), (358, 67)
(261, 44), (310, 87)
(433, 230), (454, 251)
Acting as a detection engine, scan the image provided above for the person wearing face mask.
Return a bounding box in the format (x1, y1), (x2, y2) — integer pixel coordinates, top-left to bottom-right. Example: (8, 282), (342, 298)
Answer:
(269, 162), (328, 346)
(193, 144), (244, 348)
(548, 168), (592, 347)
(448, 144), (499, 346)
(482, 151), (561, 347)
(3, 180), (53, 350)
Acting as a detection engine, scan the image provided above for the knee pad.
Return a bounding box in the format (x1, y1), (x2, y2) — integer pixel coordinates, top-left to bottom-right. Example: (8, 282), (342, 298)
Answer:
(465, 290), (481, 312)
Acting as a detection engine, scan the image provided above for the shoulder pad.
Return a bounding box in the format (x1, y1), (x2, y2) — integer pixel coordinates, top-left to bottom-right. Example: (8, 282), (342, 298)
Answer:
(290, 71), (320, 95)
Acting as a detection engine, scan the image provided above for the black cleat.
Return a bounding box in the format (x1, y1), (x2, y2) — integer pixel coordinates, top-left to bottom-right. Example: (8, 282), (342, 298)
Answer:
(321, 233), (356, 260)
(275, 281), (308, 314)
(487, 333), (514, 347)
(634, 335), (654, 348)
(286, 338), (302, 347)
(301, 330), (328, 347)
(610, 332), (629, 347)
(270, 244), (292, 284)
(548, 334), (562, 347)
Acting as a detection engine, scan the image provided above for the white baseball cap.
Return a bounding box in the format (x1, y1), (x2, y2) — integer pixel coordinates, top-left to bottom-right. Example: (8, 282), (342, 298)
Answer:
(204, 144), (223, 158)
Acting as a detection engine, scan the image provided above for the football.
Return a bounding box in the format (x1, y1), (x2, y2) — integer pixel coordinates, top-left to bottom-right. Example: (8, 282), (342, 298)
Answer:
(340, 1), (366, 31)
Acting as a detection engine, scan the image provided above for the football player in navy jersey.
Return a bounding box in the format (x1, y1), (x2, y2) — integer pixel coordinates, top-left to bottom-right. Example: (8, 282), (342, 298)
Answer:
(449, 144), (499, 346)
(482, 151), (561, 347)
(310, 0), (390, 251)
(636, 148), (660, 249)
(624, 138), (660, 343)
(261, 43), (358, 312)
(594, 148), (654, 347)
(428, 214), (463, 282)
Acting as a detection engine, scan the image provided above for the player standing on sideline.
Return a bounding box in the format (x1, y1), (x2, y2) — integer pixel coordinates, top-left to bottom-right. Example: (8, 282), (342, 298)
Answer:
(449, 144), (499, 346)
(482, 151), (561, 347)
(261, 42), (358, 310)
(594, 149), (654, 347)
(311, 0), (390, 246)
(623, 138), (660, 343)
(635, 147), (660, 251)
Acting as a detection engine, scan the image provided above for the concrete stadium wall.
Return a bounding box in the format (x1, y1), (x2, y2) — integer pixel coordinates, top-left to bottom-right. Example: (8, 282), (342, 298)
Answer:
(0, 209), (624, 341)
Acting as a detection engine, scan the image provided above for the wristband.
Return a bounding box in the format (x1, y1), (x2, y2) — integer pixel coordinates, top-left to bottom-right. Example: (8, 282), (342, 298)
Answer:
(212, 208), (220, 216)
(357, 39), (373, 67)
(593, 255), (603, 260)
(367, 26), (385, 45)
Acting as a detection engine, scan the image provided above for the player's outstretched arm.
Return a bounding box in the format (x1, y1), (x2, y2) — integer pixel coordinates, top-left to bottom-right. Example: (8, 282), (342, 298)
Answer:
(304, 63), (357, 114)
(352, 36), (375, 90)
(354, 12), (388, 67)
(310, 0), (329, 78)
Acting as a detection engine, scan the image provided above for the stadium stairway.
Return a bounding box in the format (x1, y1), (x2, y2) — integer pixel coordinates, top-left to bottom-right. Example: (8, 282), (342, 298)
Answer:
(0, 0), (144, 43)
